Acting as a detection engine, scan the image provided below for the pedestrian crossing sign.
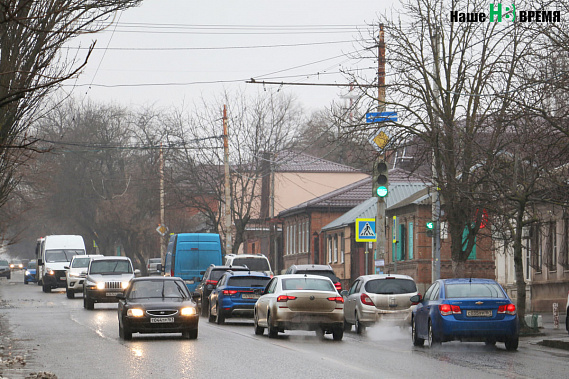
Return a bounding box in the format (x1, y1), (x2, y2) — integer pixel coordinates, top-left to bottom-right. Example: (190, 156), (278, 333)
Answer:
(356, 218), (377, 242)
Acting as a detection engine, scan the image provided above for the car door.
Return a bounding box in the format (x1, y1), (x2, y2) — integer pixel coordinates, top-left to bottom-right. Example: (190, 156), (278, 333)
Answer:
(256, 277), (278, 326)
(415, 281), (438, 338)
(344, 279), (362, 324)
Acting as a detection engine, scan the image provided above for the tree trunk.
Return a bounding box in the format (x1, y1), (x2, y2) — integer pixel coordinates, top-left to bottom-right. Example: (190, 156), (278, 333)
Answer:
(513, 203), (528, 329)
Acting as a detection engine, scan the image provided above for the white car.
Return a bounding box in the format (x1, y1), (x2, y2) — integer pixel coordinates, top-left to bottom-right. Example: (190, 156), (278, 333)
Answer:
(64, 254), (103, 299)
(224, 254), (273, 276)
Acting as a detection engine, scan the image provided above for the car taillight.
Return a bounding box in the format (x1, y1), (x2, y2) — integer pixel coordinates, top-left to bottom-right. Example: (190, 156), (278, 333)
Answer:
(277, 295), (297, 302)
(498, 304), (516, 315)
(206, 280), (218, 286)
(334, 282), (342, 291)
(439, 304), (461, 316)
(327, 296), (344, 303)
(360, 293), (375, 306)
(223, 290), (238, 295)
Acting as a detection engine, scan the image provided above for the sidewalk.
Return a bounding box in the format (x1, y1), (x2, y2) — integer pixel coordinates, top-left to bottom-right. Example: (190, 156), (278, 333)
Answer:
(522, 312), (569, 351)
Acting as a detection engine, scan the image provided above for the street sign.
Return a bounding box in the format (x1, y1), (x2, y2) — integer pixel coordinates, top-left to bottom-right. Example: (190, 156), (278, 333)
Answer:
(156, 224), (168, 236)
(369, 129), (392, 152)
(366, 111), (397, 123)
(356, 218), (377, 242)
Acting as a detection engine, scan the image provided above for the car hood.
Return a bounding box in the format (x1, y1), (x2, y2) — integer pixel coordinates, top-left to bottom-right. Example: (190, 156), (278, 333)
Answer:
(44, 262), (70, 270)
(87, 273), (134, 282)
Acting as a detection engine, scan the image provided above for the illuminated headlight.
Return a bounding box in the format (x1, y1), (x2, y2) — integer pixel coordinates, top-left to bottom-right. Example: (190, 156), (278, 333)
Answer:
(121, 281), (129, 289)
(9, 264), (14, 269)
(180, 307), (196, 316)
(96, 282), (105, 290)
(127, 309), (144, 317)
(25, 270), (31, 275)
(18, 264), (23, 269)
(46, 269), (55, 275)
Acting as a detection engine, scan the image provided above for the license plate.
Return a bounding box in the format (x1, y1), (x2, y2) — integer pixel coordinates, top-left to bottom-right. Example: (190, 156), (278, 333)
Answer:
(185, 280), (194, 285)
(151, 317), (174, 323)
(60, 277), (66, 280)
(466, 309), (492, 317)
(106, 292), (121, 297)
(242, 293), (260, 299)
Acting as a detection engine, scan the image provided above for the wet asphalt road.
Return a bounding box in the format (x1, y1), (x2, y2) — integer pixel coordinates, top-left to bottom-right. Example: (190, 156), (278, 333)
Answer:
(1, 272), (568, 379)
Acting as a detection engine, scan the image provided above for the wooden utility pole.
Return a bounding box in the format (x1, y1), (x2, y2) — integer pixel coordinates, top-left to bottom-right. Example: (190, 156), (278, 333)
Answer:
(223, 105), (233, 255)
(431, 27), (441, 281)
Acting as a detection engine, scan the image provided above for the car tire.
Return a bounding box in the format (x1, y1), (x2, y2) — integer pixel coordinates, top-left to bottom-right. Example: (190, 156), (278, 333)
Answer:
(42, 284), (51, 293)
(24, 279), (28, 284)
(254, 313), (265, 336)
(7, 274), (10, 280)
(412, 318), (425, 346)
(427, 320), (440, 348)
(201, 298), (209, 317)
(343, 319), (352, 332)
(505, 336), (519, 351)
(216, 306), (225, 325)
(267, 313), (278, 338)
(183, 328), (198, 340)
(332, 326), (344, 341)
(355, 312), (366, 335)
(119, 321), (132, 340)
(84, 295), (94, 310)
(66, 288), (75, 299)
(566, 310), (568, 334)
(208, 303), (215, 323)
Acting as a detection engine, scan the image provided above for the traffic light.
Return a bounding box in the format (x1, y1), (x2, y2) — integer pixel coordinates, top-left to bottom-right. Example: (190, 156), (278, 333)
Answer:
(372, 158), (389, 198)
(426, 221), (434, 237)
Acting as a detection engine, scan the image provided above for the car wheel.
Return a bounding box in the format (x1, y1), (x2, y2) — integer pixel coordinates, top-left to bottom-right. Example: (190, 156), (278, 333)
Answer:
(355, 312), (366, 335)
(84, 295), (94, 310)
(412, 317), (425, 346)
(66, 288), (75, 299)
(343, 319), (352, 332)
(184, 329), (198, 340)
(427, 320), (440, 348)
(566, 310), (569, 334)
(208, 303), (215, 323)
(267, 313), (278, 338)
(7, 274), (10, 280)
(119, 320), (132, 340)
(42, 284), (51, 293)
(201, 298), (209, 317)
(216, 306), (225, 325)
(505, 335), (519, 351)
(254, 313), (265, 336)
(24, 279), (28, 284)
(332, 326), (344, 341)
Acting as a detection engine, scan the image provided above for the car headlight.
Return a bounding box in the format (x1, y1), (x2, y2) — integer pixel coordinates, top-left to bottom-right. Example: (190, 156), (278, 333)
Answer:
(46, 268), (55, 275)
(9, 264), (14, 269)
(96, 282), (105, 290)
(181, 307), (196, 316)
(127, 309), (144, 317)
(121, 281), (129, 289)
(25, 270), (31, 276)
(18, 264), (23, 269)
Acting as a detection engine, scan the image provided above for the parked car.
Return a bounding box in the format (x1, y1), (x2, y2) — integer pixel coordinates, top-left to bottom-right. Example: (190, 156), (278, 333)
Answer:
(146, 258), (162, 276)
(194, 264), (250, 316)
(24, 261), (38, 284)
(285, 264), (342, 292)
(83, 256), (140, 310)
(224, 254), (273, 276)
(342, 274), (418, 334)
(117, 276), (199, 340)
(411, 278), (519, 350)
(208, 270), (271, 324)
(64, 255), (103, 298)
(254, 274), (345, 340)
(0, 259), (10, 280)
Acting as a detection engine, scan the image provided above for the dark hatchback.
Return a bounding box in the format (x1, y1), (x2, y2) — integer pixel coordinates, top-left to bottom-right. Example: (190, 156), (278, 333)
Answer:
(117, 277), (199, 340)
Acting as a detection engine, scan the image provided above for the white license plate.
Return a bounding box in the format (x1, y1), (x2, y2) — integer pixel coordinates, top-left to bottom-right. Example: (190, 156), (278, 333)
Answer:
(185, 280), (194, 285)
(60, 277), (66, 280)
(242, 294), (260, 299)
(106, 292), (121, 297)
(151, 317), (174, 323)
(466, 309), (492, 317)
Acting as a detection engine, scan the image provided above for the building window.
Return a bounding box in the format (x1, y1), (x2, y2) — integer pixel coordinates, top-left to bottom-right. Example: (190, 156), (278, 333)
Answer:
(530, 224), (542, 273)
(408, 222), (414, 260)
(561, 218), (569, 270)
(327, 236), (332, 263)
(333, 234), (338, 263)
(546, 221), (557, 271)
(340, 233), (345, 263)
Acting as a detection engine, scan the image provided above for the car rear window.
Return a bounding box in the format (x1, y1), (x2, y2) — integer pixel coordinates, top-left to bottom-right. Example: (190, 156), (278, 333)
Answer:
(282, 278), (335, 292)
(148, 258), (161, 264)
(445, 283), (506, 299)
(227, 276), (270, 287)
(296, 270), (337, 282)
(365, 278), (417, 294)
(231, 258), (269, 272)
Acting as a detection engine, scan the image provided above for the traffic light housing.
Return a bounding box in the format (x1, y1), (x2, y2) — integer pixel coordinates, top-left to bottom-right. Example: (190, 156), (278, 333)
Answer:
(426, 221), (434, 237)
(373, 158), (389, 198)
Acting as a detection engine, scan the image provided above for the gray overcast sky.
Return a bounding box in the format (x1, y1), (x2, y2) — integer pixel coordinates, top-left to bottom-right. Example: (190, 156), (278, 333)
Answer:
(63, 0), (396, 113)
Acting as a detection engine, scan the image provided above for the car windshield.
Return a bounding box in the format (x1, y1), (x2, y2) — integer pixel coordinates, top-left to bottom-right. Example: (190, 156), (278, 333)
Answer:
(231, 258), (269, 271)
(365, 278), (417, 295)
(71, 257), (92, 268)
(282, 278), (335, 291)
(90, 260), (132, 274)
(129, 280), (189, 299)
(227, 276), (270, 287)
(296, 270), (338, 282)
(445, 283), (506, 299)
(45, 249), (84, 263)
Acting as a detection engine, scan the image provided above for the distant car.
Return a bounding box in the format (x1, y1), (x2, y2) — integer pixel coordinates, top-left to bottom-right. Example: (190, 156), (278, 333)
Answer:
(411, 278), (519, 350)
(207, 270), (271, 324)
(0, 260), (10, 279)
(64, 254), (103, 299)
(10, 261), (24, 270)
(24, 261), (38, 284)
(146, 258), (162, 276)
(83, 256), (140, 310)
(117, 276), (199, 340)
(285, 264), (342, 292)
(254, 274), (345, 340)
(194, 264), (250, 316)
(224, 254), (273, 276)
(342, 274), (418, 334)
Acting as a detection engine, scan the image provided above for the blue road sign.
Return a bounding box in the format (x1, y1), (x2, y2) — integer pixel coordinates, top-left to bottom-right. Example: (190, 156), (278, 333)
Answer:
(366, 111), (397, 123)
(356, 218), (377, 242)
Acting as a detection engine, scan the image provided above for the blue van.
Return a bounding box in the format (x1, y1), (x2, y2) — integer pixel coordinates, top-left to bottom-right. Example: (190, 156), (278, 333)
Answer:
(164, 233), (223, 292)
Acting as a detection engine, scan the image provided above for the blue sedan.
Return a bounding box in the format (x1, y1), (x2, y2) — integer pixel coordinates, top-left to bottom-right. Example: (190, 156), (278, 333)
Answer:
(24, 261), (38, 284)
(411, 278), (519, 350)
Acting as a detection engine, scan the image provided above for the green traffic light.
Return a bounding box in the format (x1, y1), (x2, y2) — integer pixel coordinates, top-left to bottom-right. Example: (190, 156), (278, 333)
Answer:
(426, 221), (434, 230)
(376, 186), (388, 197)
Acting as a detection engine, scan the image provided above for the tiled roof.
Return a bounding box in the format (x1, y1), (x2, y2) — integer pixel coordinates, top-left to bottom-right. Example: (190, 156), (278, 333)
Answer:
(274, 150), (361, 173)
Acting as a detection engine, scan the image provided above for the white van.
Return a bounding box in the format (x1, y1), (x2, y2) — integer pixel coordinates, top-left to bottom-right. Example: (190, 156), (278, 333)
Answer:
(223, 254), (273, 276)
(36, 235), (86, 293)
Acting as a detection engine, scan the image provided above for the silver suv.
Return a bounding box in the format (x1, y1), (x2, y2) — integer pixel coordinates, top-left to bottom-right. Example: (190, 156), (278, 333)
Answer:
(83, 256), (140, 310)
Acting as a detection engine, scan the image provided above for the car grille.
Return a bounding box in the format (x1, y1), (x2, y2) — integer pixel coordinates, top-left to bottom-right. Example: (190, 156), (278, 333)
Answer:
(146, 309), (179, 317)
(105, 281), (122, 289)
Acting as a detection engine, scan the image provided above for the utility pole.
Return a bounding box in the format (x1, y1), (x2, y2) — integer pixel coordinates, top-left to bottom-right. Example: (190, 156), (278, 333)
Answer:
(159, 142), (165, 261)
(223, 105), (233, 255)
(431, 27), (441, 281)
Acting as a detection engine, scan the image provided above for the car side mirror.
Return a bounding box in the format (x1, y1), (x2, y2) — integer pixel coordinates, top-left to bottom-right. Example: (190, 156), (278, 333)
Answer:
(340, 290), (348, 297)
(116, 293), (125, 300)
(64, 266), (70, 270)
(410, 294), (422, 305)
(134, 269), (141, 277)
(80, 270), (88, 276)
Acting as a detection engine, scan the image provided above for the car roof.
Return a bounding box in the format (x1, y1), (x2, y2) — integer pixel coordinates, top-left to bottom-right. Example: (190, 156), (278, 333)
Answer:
(210, 265), (249, 271)
(223, 270), (268, 277)
(289, 264), (333, 271)
(226, 254), (268, 259)
(441, 278), (498, 284)
(279, 274), (334, 281)
(91, 256), (131, 261)
(131, 276), (182, 282)
(357, 274), (415, 281)
(73, 254), (103, 259)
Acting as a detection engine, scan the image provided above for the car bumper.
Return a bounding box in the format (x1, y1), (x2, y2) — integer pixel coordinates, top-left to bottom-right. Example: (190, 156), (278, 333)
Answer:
(436, 315), (519, 341)
(25, 274), (37, 282)
(67, 278), (86, 292)
(125, 315), (199, 334)
(273, 309), (344, 331)
(219, 300), (256, 318)
(43, 272), (68, 288)
(359, 307), (413, 326)
(85, 288), (126, 303)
